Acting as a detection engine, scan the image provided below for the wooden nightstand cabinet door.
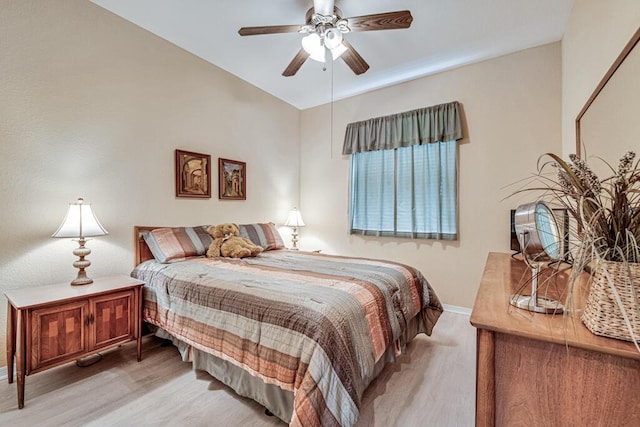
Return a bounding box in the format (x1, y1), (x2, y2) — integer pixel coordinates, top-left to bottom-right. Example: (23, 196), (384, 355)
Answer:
(30, 301), (88, 372)
(91, 290), (135, 350)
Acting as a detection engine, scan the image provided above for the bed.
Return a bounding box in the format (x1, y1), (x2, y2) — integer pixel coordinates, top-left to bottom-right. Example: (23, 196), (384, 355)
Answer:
(131, 224), (443, 427)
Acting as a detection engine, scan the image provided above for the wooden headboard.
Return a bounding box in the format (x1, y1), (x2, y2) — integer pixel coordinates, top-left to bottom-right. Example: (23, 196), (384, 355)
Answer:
(134, 226), (161, 267)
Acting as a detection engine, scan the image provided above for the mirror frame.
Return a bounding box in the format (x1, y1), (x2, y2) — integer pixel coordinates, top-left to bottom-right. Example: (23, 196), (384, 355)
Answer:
(575, 26), (640, 157)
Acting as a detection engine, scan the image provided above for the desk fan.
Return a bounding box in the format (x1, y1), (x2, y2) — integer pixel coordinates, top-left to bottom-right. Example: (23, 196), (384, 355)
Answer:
(511, 201), (565, 314)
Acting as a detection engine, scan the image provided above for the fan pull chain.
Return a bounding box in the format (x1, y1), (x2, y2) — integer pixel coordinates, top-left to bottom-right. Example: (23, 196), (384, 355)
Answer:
(330, 52), (334, 159)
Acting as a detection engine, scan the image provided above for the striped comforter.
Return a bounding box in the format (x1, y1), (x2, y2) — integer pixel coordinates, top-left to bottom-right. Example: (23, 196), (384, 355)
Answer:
(132, 250), (442, 426)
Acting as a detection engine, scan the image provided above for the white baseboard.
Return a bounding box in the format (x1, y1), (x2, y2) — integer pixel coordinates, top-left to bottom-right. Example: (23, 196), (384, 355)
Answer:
(0, 365), (7, 382)
(443, 304), (472, 316)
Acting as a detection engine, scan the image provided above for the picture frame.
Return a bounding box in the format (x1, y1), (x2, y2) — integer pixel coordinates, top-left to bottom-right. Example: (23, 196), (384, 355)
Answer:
(218, 158), (246, 200)
(175, 149), (211, 198)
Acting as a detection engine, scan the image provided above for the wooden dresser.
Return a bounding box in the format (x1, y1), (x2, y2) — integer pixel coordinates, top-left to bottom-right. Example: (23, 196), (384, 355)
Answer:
(470, 252), (640, 426)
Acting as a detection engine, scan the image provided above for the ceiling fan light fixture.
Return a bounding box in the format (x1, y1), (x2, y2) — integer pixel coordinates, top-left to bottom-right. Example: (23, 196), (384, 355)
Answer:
(298, 24), (314, 34)
(242, 5), (412, 76)
(335, 19), (350, 33)
(324, 27), (343, 49)
(301, 33), (325, 62)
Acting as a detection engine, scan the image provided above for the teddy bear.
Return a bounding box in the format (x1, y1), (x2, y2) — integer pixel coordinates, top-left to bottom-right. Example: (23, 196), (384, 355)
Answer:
(206, 223), (263, 258)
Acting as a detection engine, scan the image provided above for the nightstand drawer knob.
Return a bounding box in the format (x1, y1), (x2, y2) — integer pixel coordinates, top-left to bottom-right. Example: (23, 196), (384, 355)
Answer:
(85, 313), (95, 325)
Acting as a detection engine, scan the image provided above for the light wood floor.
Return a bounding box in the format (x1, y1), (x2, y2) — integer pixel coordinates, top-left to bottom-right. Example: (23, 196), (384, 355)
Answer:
(0, 311), (475, 426)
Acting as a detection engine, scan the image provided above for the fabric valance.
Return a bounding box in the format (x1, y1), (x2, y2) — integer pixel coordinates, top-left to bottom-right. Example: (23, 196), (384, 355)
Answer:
(342, 101), (462, 155)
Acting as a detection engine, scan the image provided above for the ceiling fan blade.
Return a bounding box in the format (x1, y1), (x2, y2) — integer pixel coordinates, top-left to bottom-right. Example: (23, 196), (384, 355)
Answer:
(238, 25), (301, 36)
(347, 10), (413, 32)
(313, 0), (335, 16)
(340, 40), (369, 75)
(282, 49), (310, 77)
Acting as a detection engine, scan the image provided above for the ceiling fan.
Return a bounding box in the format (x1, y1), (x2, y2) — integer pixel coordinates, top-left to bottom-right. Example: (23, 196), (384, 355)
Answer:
(238, 0), (413, 77)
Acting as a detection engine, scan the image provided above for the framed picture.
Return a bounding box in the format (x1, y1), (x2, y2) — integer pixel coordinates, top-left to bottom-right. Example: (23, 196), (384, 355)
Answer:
(218, 158), (246, 200)
(175, 149), (211, 198)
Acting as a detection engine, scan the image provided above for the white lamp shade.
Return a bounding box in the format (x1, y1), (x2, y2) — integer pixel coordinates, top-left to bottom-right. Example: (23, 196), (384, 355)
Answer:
(330, 43), (347, 60)
(302, 33), (326, 63)
(302, 31), (349, 63)
(52, 198), (108, 238)
(284, 208), (305, 227)
(324, 28), (343, 50)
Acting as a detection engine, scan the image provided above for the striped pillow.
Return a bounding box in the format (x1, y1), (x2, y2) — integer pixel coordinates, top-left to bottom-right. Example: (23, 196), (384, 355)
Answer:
(143, 226), (213, 263)
(239, 223), (285, 251)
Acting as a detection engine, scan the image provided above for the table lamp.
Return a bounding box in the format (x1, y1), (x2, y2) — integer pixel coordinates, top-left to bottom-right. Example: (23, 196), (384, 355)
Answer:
(284, 207), (305, 250)
(52, 197), (108, 285)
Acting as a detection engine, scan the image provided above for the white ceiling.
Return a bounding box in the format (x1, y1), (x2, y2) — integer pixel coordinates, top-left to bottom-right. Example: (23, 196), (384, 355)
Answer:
(90, 0), (574, 110)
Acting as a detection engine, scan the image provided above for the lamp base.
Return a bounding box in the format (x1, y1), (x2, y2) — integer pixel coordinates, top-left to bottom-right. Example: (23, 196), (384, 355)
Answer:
(70, 238), (93, 286)
(71, 272), (93, 286)
(290, 228), (299, 250)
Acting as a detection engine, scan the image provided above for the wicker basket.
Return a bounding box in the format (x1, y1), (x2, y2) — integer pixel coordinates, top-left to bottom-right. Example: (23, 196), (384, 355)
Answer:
(582, 260), (640, 342)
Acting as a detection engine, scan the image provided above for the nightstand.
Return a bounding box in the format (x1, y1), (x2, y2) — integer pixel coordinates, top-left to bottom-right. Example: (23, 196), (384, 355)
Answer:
(4, 275), (144, 409)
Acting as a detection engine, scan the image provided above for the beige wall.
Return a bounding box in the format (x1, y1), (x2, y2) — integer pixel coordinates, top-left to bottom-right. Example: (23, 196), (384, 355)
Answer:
(561, 0), (640, 157)
(299, 43), (562, 309)
(0, 0), (300, 366)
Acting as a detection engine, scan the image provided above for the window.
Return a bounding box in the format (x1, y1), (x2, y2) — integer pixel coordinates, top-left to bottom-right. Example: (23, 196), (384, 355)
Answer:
(343, 101), (462, 239)
(349, 141), (457, 240)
